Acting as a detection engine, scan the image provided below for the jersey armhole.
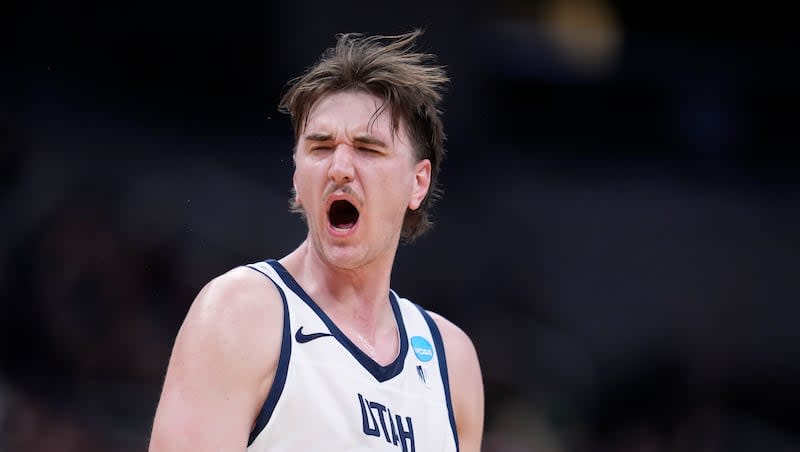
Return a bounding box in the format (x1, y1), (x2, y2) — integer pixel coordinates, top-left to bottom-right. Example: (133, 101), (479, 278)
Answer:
(245, 264), (292, 447)
(415, 305), (460, 452)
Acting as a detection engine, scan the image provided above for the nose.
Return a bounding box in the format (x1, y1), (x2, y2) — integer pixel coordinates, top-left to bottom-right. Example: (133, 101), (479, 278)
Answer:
(327, 144), (355, 184)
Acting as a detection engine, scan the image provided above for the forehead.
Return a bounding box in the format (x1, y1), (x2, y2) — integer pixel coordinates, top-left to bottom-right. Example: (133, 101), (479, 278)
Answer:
(303, 90), (408, 142)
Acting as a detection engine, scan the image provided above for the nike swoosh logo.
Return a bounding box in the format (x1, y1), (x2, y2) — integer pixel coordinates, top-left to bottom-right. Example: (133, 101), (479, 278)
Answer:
(295, 326), (333, 344)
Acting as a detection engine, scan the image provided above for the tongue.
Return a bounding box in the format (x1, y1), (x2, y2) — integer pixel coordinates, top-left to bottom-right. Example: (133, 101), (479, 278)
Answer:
(335, 220), (356, 230)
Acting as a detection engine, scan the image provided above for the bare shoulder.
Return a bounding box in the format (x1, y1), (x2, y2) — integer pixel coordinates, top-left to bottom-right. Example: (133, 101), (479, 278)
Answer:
(149, 265), (284, 451)
(171, 264), (285, 394)
(188, 265), (284, 338)
(426, 311), (484, 452)
(426, 311), (477, 358)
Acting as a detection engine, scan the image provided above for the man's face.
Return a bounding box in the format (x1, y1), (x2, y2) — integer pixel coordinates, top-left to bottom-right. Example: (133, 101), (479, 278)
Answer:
(293, 90), (431, 270)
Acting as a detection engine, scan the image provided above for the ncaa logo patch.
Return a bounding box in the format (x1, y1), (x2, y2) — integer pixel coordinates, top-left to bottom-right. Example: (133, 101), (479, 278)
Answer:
(410, 336), (434, 362)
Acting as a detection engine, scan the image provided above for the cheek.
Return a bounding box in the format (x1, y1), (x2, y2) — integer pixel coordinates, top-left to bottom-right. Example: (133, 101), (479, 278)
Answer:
(295, 179), (316, 207)
(372, 172), (414, 213)
(293, 162), (320, 201)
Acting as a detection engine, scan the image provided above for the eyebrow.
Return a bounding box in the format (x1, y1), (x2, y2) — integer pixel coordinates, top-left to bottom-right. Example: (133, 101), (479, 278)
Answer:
(303, 132), (388, 148)
(353, 134), (387, 148)
(304, 132), (333, 142)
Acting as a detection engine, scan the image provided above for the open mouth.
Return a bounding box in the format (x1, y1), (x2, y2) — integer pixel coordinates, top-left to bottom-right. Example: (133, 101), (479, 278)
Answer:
(328, 200), (359, 230)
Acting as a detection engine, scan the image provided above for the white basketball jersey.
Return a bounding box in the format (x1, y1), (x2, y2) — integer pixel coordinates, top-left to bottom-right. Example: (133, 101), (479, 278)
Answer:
(245, 259), (459, 452)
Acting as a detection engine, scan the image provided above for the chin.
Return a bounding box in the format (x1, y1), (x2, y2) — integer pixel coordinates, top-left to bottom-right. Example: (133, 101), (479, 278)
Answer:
(322, 247), (369, 270)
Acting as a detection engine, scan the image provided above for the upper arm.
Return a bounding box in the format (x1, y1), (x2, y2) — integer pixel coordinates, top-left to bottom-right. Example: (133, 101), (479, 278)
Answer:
(149, 266), (284, 452)
(430, 312), (484, 452)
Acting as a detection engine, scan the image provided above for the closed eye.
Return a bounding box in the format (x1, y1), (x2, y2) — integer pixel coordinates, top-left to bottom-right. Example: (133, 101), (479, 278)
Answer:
(310, 146), (333, 152)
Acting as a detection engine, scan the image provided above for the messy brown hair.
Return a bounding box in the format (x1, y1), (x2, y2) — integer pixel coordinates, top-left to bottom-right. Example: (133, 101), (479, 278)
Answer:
(279, 29), (449, 242)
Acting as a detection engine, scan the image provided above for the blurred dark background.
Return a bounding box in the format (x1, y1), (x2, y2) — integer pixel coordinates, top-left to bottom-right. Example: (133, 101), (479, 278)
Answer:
(3, 0), (799, 450)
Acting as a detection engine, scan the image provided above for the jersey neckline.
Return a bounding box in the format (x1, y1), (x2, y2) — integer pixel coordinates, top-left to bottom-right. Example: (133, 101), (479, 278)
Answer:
(266, 259), (410, 383)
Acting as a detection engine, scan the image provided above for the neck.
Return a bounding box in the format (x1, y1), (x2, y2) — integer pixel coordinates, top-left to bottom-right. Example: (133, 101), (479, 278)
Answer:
(280, 240), (396, 334)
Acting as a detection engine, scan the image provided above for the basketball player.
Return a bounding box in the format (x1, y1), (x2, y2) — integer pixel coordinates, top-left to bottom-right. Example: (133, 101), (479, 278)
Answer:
(149, 30), (484, 451)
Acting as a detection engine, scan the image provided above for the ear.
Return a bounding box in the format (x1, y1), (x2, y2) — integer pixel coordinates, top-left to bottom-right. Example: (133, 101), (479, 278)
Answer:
(292, 171), (302, 206)
(408, 159), (431, 211)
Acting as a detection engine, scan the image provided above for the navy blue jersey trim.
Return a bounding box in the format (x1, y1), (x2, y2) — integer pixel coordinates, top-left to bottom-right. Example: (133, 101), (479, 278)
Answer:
(416, 305), (460, 452)
(245, 264), (292, 446)
(266, 259), (409, 383)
